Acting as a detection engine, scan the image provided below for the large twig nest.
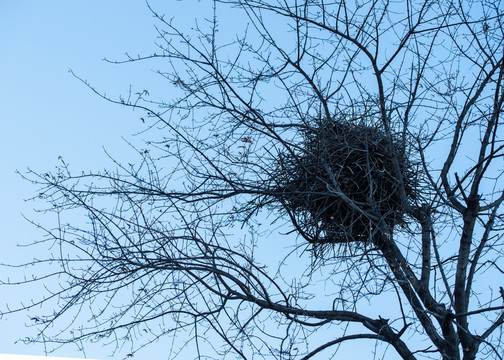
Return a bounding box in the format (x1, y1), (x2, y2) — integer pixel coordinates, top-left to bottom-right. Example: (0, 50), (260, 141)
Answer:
(274, 118), (417, 248)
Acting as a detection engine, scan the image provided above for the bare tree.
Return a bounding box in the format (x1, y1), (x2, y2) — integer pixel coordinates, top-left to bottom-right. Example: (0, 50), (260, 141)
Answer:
(3, 1), (504, 359)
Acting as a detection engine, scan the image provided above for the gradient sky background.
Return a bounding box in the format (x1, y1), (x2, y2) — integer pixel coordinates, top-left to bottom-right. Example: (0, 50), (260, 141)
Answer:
(0, 2), (311, 360)
(0, 1), (469, 360)
(0, 1), (200, 359)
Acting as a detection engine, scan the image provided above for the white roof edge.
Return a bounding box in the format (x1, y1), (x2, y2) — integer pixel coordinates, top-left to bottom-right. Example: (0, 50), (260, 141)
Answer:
(0, 355), (100, 360)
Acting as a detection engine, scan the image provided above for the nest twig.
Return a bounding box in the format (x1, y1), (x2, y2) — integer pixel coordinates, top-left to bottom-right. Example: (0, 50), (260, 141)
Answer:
(273, 118), (417, 249)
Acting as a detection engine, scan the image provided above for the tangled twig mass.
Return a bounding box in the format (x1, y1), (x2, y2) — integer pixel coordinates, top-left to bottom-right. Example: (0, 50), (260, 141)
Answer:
(274, 118), (418, 248)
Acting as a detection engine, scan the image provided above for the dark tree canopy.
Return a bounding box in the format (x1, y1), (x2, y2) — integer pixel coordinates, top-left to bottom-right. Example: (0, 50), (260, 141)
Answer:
(2, 1), (504, 359)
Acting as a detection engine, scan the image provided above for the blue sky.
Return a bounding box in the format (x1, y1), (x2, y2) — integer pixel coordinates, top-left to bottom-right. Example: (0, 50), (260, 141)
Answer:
(1, 3), (295, 360)
(0, 2), (192, 358)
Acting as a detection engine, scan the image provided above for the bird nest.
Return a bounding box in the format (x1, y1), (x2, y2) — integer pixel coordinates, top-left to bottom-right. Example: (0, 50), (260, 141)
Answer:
(273, 118), (417, 248)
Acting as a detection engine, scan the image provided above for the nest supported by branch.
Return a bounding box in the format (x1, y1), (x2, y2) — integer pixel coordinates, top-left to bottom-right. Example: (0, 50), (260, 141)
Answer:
(274, 118), (417, 248)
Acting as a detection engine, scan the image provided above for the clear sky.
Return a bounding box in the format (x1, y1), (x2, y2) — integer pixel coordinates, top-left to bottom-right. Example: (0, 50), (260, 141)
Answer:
(0, 1), (199, 359)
